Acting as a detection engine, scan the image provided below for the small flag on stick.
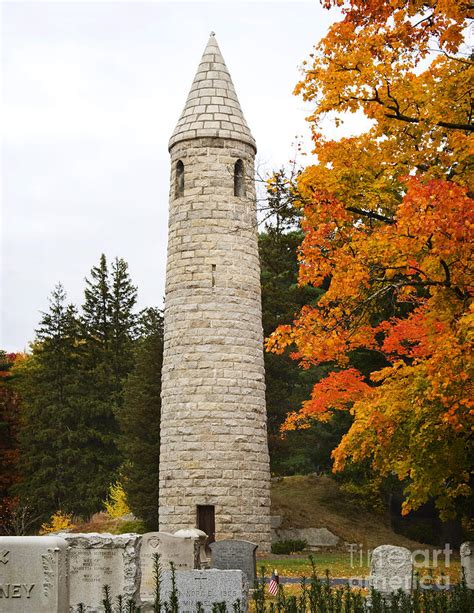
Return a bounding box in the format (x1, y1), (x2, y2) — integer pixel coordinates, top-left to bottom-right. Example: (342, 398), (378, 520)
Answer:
(268, 569), (279, 596)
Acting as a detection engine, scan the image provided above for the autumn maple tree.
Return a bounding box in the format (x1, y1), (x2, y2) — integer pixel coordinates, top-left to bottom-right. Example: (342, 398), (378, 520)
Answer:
(267, 0), (473, 518)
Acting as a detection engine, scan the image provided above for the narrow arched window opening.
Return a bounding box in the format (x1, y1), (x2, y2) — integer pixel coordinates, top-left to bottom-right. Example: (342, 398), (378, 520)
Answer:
(234, 159), (245, 197)
(175, 160), (184, 198)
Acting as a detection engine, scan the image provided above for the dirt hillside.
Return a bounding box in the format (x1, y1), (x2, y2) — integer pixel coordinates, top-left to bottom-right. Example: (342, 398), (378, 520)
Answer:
(271, 475), (426, 549)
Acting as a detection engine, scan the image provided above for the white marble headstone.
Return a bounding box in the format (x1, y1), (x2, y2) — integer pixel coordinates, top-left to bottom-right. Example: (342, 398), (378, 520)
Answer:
(369, 545), (413, 595)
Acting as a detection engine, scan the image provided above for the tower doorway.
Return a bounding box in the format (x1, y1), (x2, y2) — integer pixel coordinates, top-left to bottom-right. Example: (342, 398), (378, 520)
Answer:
(197, 505), (215, 551)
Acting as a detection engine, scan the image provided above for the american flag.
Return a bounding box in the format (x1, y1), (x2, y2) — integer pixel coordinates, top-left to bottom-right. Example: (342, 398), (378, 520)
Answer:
(268, 570), (279, 596)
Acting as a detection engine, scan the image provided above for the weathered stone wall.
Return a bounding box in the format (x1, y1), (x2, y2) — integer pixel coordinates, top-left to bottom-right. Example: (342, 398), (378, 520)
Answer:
(159, 136), (271, 551)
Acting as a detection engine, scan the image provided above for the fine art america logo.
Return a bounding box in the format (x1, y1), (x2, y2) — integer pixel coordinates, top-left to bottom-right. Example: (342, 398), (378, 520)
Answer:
(348, 543), (454, 590)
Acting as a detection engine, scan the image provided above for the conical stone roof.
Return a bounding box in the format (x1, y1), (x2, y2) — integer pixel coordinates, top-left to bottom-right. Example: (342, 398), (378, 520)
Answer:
(169, 33), (256, 151)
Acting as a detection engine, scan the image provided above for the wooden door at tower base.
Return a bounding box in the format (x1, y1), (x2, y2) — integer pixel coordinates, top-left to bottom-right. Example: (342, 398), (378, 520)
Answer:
(197, 505), (215, 550)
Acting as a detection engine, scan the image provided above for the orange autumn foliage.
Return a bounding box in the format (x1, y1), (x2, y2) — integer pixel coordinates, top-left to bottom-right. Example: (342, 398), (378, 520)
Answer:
(266, 0), (473, 518)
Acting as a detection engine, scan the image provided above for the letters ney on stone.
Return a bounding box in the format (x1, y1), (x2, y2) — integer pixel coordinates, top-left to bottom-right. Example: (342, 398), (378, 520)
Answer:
(0, 535), (68, 613)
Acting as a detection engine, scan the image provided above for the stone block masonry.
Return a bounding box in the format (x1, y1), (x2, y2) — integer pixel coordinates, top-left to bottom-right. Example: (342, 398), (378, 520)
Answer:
(159, 34), (271, 551)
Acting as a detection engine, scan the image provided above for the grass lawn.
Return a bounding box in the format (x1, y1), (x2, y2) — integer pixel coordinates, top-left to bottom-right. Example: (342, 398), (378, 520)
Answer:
(259, 553), (368, 579)
(258, 552), (461, 583)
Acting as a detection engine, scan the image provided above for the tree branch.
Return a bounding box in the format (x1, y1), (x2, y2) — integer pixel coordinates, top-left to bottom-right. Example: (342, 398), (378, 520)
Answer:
(440, 259), (451, 286)
(384, 112), (474, 132)
(339, 92), (473, 132)
(345, 206), (395, 225)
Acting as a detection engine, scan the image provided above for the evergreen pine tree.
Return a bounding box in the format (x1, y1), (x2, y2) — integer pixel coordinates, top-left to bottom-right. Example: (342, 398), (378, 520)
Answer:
(79, 254), (121, 498)
(118, 308), (163, 530)
(82, 253), (111, 354)
(81, 254), (138, 403)
(109, 257), (138, 401)
(77, 254), (138, 510)
(13, 284), (101, 522)
(259, 229), (327, 474)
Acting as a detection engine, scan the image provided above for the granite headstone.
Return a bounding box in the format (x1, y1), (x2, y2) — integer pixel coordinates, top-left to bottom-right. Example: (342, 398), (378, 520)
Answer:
(0, 535), (68, 612)
(274, 527), (338, 548)
(159, 569), (248, 613)
(174, 529), (208, 567)
(139, 532), (199, 602)
(210, 540), (257, 586)
(58, 532), (140, 612)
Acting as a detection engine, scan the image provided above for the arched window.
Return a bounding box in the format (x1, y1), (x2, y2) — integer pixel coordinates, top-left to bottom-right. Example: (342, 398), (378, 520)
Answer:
(234, 159), (245, 197)
(175, 160), (184, 197)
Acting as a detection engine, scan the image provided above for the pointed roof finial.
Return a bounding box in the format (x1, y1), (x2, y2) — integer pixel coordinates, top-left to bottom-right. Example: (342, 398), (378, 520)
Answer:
(169, 34), (256, 151)
(210, 30), (215, 36)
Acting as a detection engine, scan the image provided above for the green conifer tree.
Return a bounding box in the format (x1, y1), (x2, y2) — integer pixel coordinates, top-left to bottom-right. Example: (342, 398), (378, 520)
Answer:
(13, 284), (103, 522)
(118, 308), (163, 530)
(109, 257), (138, 400)
(78, 254), (138, 509)
(81, 254), (138, 402)
(82, 254), (111, 352)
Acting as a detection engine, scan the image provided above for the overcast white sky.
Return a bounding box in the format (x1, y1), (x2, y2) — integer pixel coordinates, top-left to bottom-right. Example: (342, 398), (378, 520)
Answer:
(1, 0), (344, 352)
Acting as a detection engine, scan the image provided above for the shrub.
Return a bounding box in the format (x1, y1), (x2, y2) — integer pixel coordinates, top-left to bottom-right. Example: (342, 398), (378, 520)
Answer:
(104, 481), (130, 519)
(39, 511), (74, 534)
(271, 539), (307, 554)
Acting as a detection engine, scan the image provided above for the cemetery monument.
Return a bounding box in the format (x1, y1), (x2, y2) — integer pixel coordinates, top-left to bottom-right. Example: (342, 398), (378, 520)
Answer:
(159, 33), (272, 551)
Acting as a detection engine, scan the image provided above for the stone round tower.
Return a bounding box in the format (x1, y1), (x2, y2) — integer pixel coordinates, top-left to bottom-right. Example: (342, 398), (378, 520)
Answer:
(159, 33), (271, 551)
